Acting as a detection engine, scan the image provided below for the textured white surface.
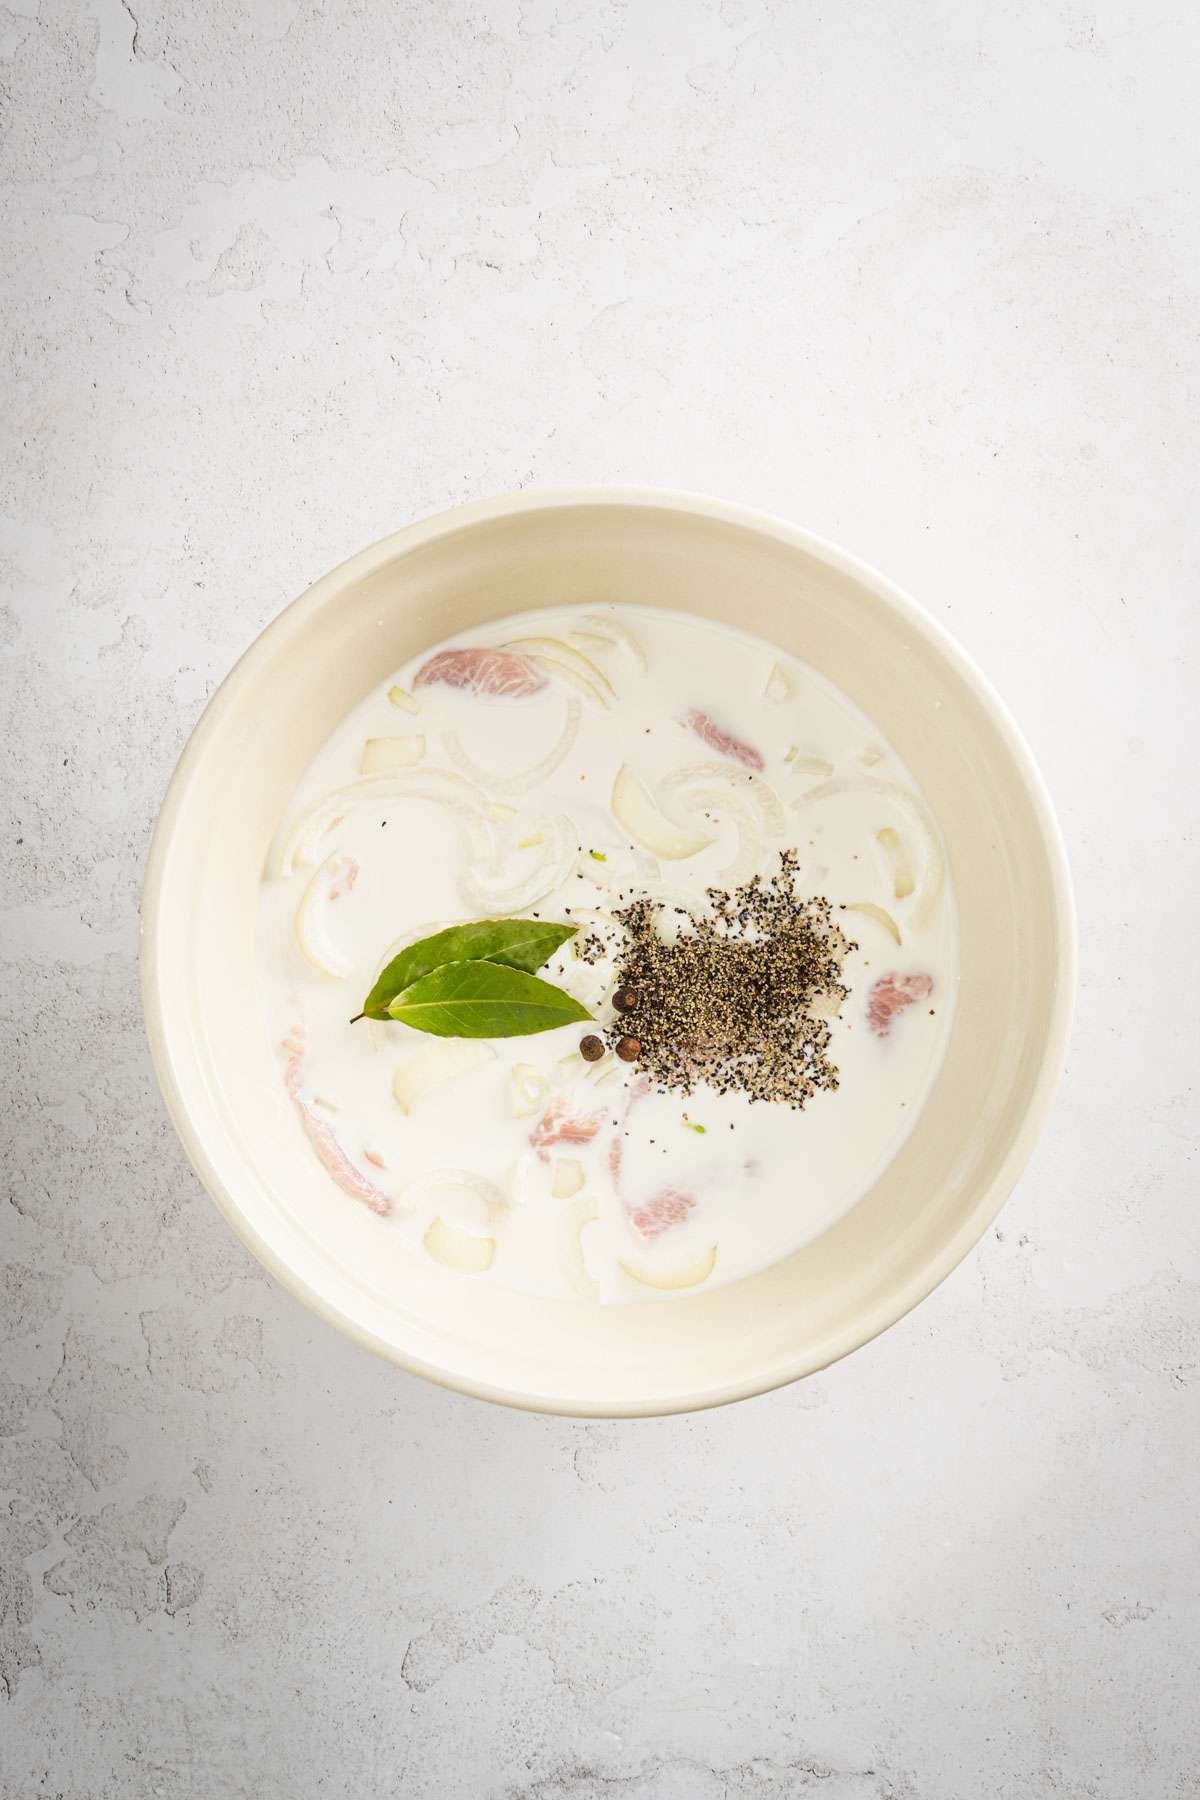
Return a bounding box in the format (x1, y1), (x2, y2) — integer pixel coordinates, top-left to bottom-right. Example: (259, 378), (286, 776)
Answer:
(2, 1), (1197, 1794)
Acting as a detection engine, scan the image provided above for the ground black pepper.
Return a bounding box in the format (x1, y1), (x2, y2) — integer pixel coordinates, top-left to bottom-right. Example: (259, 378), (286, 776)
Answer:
(604, 851), (852, 1109)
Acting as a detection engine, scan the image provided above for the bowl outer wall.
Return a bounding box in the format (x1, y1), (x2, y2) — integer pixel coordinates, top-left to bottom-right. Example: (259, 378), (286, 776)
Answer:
(140, 488), (1076, 1416)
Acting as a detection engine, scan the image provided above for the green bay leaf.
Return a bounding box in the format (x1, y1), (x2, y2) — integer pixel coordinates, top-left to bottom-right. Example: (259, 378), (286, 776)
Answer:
(386, 958), (592, 1038)
(359, 918), (576, 1021)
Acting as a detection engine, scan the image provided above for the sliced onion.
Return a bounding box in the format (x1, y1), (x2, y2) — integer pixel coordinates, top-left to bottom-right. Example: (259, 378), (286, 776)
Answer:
(551, 1158), (585, 1199)
(502, 636), (615, 698)
(786, 749), (835, 780)
(294, 852), (359, 978)
(876, 826), (916, 899)
(561, 1198), (599, 1298)
(269, 769), (492, 880)
(844, 901), (902, 945)
(557, 957), (611, 1014)
(630, 882), (712, 944)
(858, 744), (885, 767)
(509, 1062), (549, 1118)
(460, 811), (577, 912)
(555, 1045), (616, 1089)
(765, 663), (790, 702)
(524, 654), (608, 707)
(612, 765), (716, 860)
(422, 1217), (495, 1273)
(403, 1168), (503, 1229)
(620, 1244), (717, 1291)
(576, 842), (659, 891)
(388, 685), (419, 714)
(807, 989), (844, 1021)
(659, 761), (786, 838)
(359, 735), (425, 774)
(443, 696), (581, 797)
(392, 1039), (496, 1113)
(658, 760), (785, 883)
(566, 903), (617, 949)
(579, 612), (648, 672)
(798, 777), (945, 928)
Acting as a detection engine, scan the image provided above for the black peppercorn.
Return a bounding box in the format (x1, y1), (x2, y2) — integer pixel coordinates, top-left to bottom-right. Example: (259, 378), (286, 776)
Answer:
(579, 1034), (605, 1062)
(613, 988), (638, 1013)
(615, 1035), (641, 1062)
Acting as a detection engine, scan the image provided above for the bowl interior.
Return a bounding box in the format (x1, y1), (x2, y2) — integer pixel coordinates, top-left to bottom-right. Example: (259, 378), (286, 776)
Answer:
(143, 496), (1073, 1414)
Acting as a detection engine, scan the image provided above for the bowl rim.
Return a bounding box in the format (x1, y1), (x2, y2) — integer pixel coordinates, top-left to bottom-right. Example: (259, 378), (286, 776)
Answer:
(140, 486), (1077, 1416)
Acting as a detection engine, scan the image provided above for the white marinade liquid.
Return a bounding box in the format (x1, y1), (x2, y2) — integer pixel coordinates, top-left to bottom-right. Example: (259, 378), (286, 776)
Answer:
(257, 605), (956, 1303)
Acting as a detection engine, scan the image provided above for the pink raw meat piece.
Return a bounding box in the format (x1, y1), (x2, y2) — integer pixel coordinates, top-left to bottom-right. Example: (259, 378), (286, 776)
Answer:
(326, 854), (357, 900)
(866, 972), (934, 1039)
(630, 1187), (696, 1241)
(607, 1135), (623, 1182)
(530, 1097), (605, 1163)
(606, 1082), (695, 1240)
(683, 708), (764, 771)
(413, 647), (546, 698)
(282, 1032), (391, 1216)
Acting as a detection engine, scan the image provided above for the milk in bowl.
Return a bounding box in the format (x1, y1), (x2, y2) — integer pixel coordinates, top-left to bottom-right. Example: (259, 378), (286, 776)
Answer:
(257, 604), (956, 1303)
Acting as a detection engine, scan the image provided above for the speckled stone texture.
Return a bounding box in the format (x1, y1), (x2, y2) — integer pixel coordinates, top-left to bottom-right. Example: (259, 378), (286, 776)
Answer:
(2, 1), (1197, 1795)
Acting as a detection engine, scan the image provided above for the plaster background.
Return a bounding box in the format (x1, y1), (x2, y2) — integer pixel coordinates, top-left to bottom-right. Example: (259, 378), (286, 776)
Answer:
(2, 2), (1197, 1795)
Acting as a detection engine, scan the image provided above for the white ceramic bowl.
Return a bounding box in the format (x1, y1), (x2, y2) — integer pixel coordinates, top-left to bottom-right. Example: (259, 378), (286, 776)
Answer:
(141, 490), (1074, 1416)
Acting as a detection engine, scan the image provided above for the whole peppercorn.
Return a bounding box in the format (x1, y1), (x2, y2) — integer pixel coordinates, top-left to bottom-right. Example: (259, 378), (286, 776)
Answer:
(612, 988), (638, 1013)
(615, 1035), (641, 1062)
(579, 1033), (605, 1062)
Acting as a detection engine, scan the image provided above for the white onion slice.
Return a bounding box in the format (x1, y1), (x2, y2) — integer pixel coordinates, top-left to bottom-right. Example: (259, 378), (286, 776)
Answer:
(630, 882), (713, 944)
(502, 636), (615, 698)
(659, 761), (786, 838)
(551, 1158), (585, 1199)
(509, 1062), (549, 1118)
(786, 749), (835, 780)
(444, 696), (581, 796)
(798, 777), (945, 928)
(657, 760), (785, 883)
(876, 826), (916, 899)
(525, 654), (608, 707)
(612, 765), (716, 860)
(403, 1168), (503, 1229)
(844, 901), (902, 945)
(359, 735), (425, 774)
(620, 1244), (717, 1291)
(392, 1039), (496, 1113)
(765, 663), (790, 702)
(460, 811), (577, 912)
(294, 852), (358, 978)
(807, 989), (844, 1021)
(555, 1044), (616, 1089)
(576, 842), (659, 891)
(422, 1217), (495, 1273)
(579, 613), (648, 672)
(388, 685), (419, 714)
(566, 903), (617, 949)
(269, 769), (491, 880)
(557, 957), (611, 1014)
(561, 1197), (599, 1298)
